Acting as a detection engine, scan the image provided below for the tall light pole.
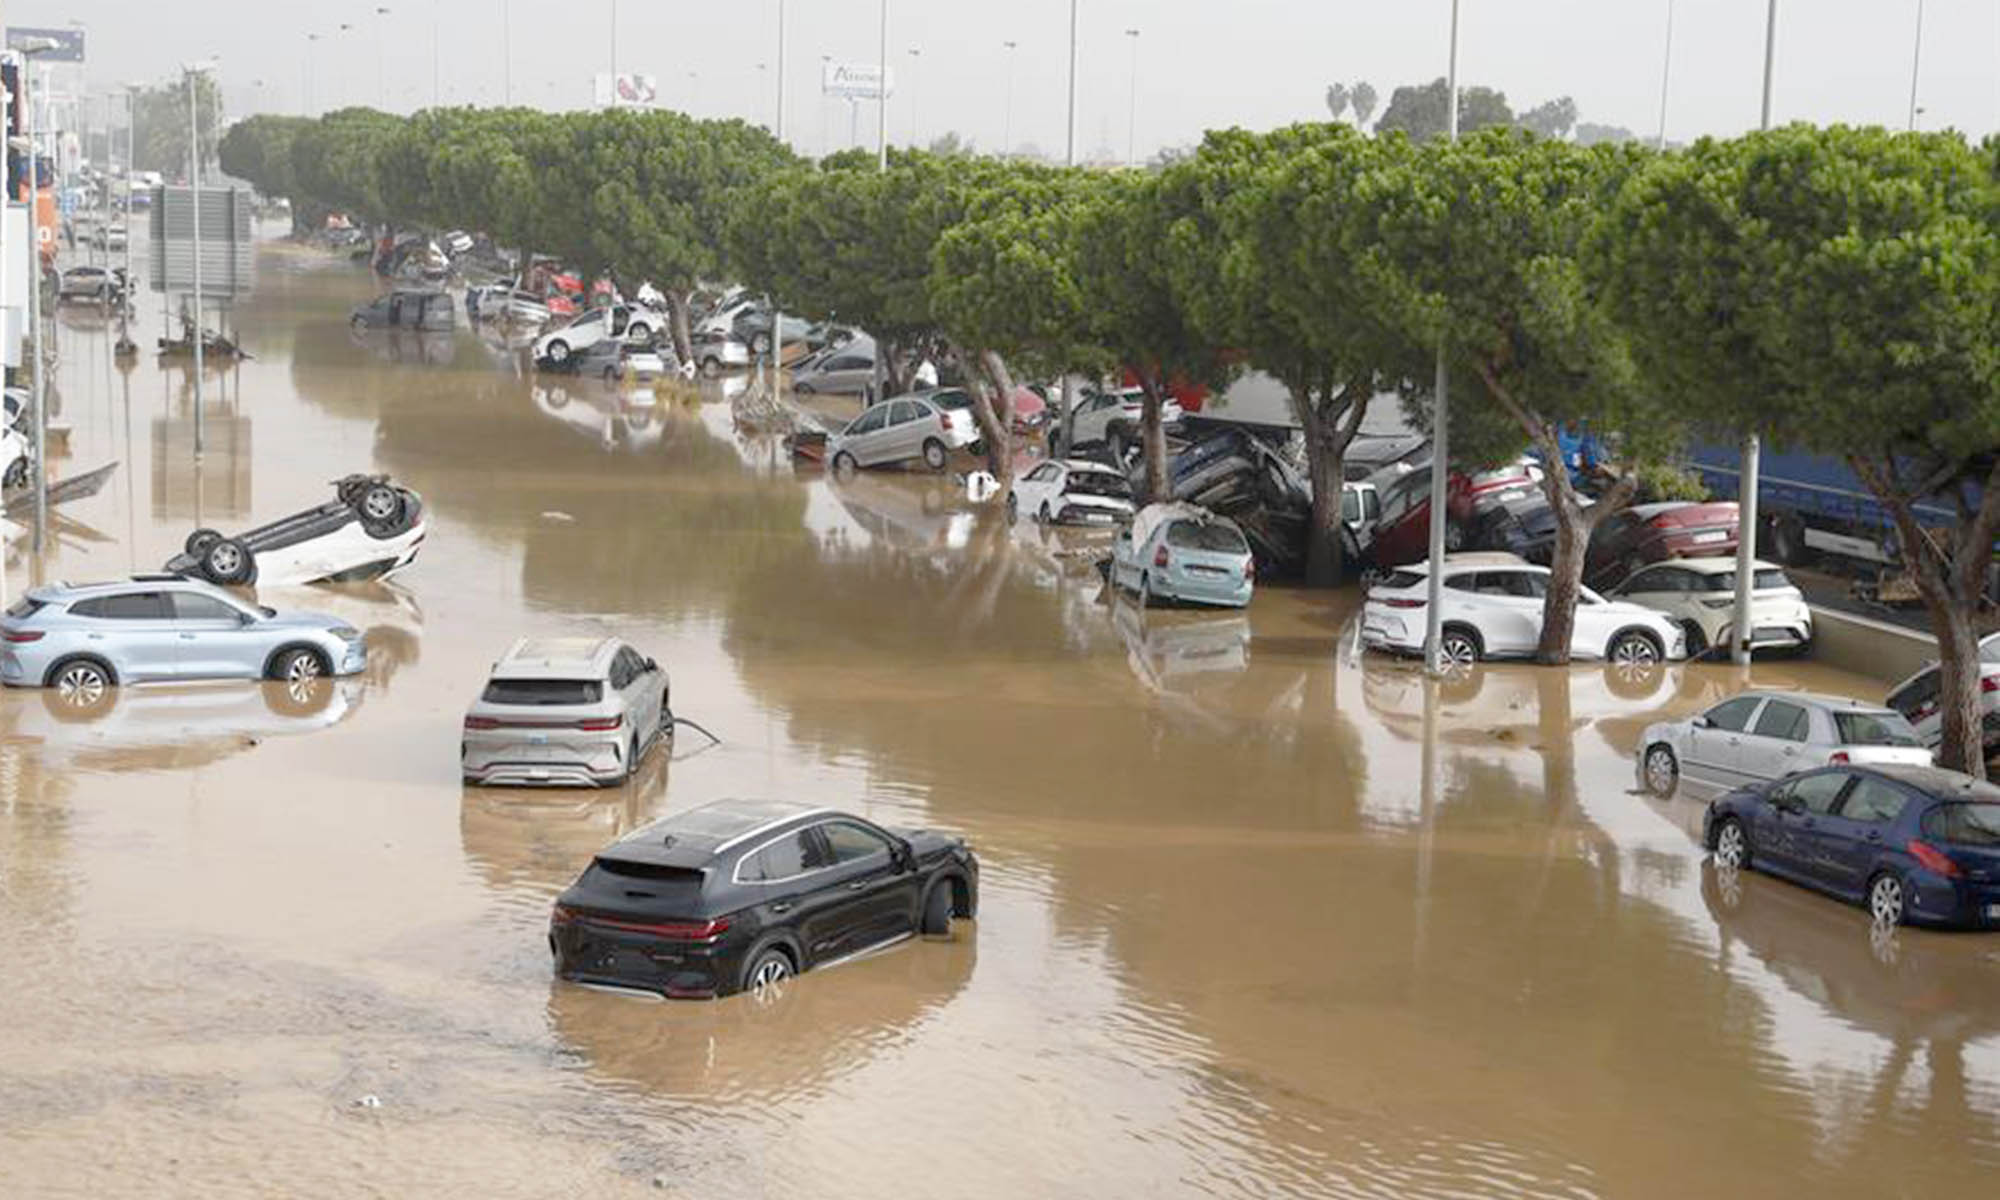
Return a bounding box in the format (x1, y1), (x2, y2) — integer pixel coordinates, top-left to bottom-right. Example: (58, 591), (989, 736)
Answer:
(1421, 0), (1461, 676)
(1123, 28), (1140, 167)
(1655, 0), (1675, 149)
(303, 33), (320, 115)
(1905, 0), (1925, 131)
(184, 61), (214, 457)
(771, 0), (787, 385)
(906, 47), (921, 148)
(16, 36), (60, 554)
(432, 0), (442, 106)
(374, 6), (391, 110)
(501, 0), (512, 103)
(1730, 0), (1778, 667)
(609, 0), (619, 100)
(1001, 40), (1018, 158)
(1064, 0), (1078, 165)
(875, 0), (889, 171)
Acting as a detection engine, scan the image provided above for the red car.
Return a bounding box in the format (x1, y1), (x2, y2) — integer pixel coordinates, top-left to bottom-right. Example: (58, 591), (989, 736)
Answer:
(1368, 460), (1546, 567)
(1447, 461), (1543, 526)
(1585, 501), (1740, 590)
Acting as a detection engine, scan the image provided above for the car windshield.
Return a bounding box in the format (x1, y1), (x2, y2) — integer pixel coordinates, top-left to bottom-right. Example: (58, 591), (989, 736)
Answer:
(1166, 520), (1248, 553)
(1832, 710), (1922, 746)
(1696, 568), (1793, 591)
(1067, 470), (1131, 499)
(1924, 802), (2000, 847)
(480, 678), (603, 705)
(927, 390), (973, 411)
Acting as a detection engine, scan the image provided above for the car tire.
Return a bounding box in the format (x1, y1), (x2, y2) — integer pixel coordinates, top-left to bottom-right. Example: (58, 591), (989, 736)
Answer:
(794, 382), (815, 396)
(1438, 626), (1482, 670)
(2, 456), (26, 491)
(1039, 502), (1053, 525)
(1005, 491), (1018, 522)
(1868, 872), (1906, 926)
(546, 339), (570, 364)
(1680, 620), (1709, 658)
(46, 657), (115, 717)
(631, 323), (652, 342)
(751, 331), (772, 355)
(700, 356), (721, 378)
(350, 314), (367, 331)
(832, 451), (858, 479)
(184, 527), (223, 558)
(354, 483), (404, 524)
(1607, 629), (1663, 667)
(921, 882), (955, 937)
(1642, 743), (1680, 797)
(1445, 523), (1466, 552)
(268, 645), (329, 685)
(921, 439), (948, 473)
(743, 946), (794, 994)
(201, 537), (255, 586)
(1713, 817), (1749, 870)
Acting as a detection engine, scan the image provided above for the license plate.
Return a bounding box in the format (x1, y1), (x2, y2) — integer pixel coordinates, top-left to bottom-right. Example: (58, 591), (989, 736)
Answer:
(1693, 530), (1727, 544)
(1985, 903), (2000, 921)
(529, 733), (549, 745)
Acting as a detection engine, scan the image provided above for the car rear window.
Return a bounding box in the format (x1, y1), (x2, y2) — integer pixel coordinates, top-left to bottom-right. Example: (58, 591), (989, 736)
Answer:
(5, 597), (43, 618)
(1923, 803), (2000, 847)
(1067, 471), (1131, 499)
(1165, 521), (1248, 553)
(1376, 570), (1426, 590)
(1832, 711), (1922, 747)
(480, 678), (603, 705)
(580, 859), (707, 904)
(1697, 569), (1792, 591)
(928, 390), (973, 411)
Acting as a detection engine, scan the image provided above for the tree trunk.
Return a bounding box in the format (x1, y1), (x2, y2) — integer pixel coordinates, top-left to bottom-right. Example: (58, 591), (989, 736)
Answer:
(1929, 596), (1987, 779)
(880, 338), (908, 398)
(1133, 368), (1170, 503)
(1292, 373), (1375, 588)
(665, 290), (693, 366)
(1538, 499), (1590, 664)
(952, 343), (1017, 492)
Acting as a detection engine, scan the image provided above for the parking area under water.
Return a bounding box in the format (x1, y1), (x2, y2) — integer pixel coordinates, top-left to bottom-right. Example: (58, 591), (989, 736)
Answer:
(4, 239), (1999, 1198)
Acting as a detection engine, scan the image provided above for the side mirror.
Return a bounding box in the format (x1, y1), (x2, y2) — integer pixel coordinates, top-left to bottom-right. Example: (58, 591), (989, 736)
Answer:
(644, 657), (658, 673)
(894, 838), (917, 872)
(1691, 715), (1710, 729)
(239, 611), (259, 626)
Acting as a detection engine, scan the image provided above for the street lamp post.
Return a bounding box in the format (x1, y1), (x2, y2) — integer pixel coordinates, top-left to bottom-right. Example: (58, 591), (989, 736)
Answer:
(1655, 0), (1675, 149)
(1065, 0), (1078, 166)
(609, 0), (618, 102)
(1123, 28), (1140, 167)
(1001, 40), (1018, 158)
(876, 0), (889, 171)
(374, 6), (390, 110)
(16, 37), (60, 554)
(501, 0), (512, 103)
(184, 62), (212, 456)
(1905, 0), (1925, 131)
(1730, 0), (1779, 666)
(432, 0), (442, 106)
(304, 33), (319, 115)
(907, 47), (920, 148)
(1421, 0), (1461, 676)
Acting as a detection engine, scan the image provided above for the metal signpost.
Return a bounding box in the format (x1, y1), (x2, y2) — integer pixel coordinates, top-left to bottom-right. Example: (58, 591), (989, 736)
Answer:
(1422, 0), (1461, 675)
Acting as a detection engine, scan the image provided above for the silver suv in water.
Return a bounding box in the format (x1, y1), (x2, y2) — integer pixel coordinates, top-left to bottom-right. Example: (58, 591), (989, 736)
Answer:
(0, 576), (366, 704)
(461, 637), (671, 787)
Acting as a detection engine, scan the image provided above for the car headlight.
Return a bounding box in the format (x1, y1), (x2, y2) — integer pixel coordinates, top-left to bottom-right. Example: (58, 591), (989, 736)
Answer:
(329, 625), (363, 642)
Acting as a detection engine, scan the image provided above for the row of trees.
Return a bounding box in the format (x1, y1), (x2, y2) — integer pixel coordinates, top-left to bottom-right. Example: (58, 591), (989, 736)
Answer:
(1326, 77), (1635, 146)
(218, 107), (2000, 775)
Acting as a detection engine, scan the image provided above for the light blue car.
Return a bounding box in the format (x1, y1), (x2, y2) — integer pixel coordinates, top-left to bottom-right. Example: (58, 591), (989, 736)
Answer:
(0, 575), (366, 708)
(1108, 503), (1256, 608)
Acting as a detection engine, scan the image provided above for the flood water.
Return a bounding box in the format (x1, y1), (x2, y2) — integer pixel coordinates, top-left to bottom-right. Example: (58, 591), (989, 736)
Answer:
(6, 238), (2000, 1198)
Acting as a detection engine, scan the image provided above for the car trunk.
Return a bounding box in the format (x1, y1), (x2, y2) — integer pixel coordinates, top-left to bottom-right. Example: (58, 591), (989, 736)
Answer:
(1647, 502), (1739, 553)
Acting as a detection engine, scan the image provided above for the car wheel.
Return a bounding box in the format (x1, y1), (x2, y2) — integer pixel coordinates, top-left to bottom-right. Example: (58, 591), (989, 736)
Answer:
(921, 882), (955, 937)
(350, 314), (367, 331)
(1642, 743), (1680, 797)
(202, 537), (255, 586)
(1005, 491), (1018, 522)
(744, 946), (794, 995)
(700, 356), (721, 378)
(1039, 502), (1053, 525)
(1868, 872), (1906, 926)
(1680, 620), (1709, 658)
(1608, 629), (1662, 666)
(184, 527), (223, 558)
(1437, 627), (1482, 671)
(1713, 817), (1749, 870)
(355, 483), (403, 525)
(545, 339), (570, 364)
(794, 382), (815, 395)
(270, 646), (328, 685)
(832, 451), (858, 479)
(1445, 523), (1466, 551)
(3, 456), (28, 491)
(48, 658), (114, 716)
(751, 331), (772, 355)
(921, 439), (948, 473)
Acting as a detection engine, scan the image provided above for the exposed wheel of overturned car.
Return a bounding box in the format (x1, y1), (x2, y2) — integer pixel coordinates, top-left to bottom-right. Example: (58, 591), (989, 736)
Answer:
(184, 527), (223, 558)
(201, 537), (256, 586)
(354, 483), (412, 535)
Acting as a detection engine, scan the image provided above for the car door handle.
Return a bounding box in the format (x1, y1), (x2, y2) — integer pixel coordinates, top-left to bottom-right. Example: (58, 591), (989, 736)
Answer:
(769, 902), (793, 914)
(1727, 736), (1740, 745)
(845, 880), (868, 891)
(1864, 832), (1882, 843)
(179, 633), (198, 640)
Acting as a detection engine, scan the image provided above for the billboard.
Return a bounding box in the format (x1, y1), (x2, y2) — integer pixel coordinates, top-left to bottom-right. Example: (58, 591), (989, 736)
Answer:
(4, 27), (85, 62)
(593, 73), (658, 108)
(822, 62), (894, 100)
(148, 187), (255, 297)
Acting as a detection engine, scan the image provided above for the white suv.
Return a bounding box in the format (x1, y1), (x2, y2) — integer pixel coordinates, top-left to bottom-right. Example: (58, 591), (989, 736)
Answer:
(1607, 557), (1812, 657)
(533, 305), (660, 366)
(1050, 386), (1184, 455)
(1885, 632), (2000, 760)
(1362, 552), (1686, 668)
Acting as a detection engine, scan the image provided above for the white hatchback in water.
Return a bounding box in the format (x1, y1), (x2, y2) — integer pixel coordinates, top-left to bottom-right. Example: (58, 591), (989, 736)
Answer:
(1637, 689), (1933, 796)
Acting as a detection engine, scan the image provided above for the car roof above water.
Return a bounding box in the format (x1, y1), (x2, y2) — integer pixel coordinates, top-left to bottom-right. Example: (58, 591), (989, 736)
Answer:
(608, 799), (833, 866)
(493, 636), (619, 679)
(1855, 764), (2000, 798)
(1728, 689), (1899, 714)
(27, 575), (237, 602)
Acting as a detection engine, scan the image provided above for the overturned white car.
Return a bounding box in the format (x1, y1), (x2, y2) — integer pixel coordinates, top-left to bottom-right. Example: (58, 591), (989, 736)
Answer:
(164, 475), (427, 587)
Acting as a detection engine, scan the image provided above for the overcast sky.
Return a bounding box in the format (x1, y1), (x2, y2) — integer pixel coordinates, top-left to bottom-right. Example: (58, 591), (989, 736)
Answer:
(26, 0), (2000, 159)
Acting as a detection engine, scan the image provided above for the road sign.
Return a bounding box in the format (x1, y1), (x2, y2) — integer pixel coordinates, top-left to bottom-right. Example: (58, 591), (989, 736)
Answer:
(822, 61), (894, 101)
(5, 27), (85, 62)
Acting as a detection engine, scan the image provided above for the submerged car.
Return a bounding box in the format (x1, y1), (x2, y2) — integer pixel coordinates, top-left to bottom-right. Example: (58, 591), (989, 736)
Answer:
(788, 336), (876, 395)
(532, 304), (660, 366)
(549, 797), (978, 999)
(1008, 458), (1136, 525)
(162, 475), (426, 587)
(351, 288), (455, 331)
(57, 266), (121, 304)
(1609, 557), (1813, 657)
(0, 576), (366, 700)
(1703, 764), (2000, 928)
(461, 636), (670, 788)
(693, 329), (752, 377)
(826, 389), (980, 474)
(1108, 503), (1255, 608)
(570, 338), (683, 383)
(1639, 689), (1932, 797)
(1361, 552), (1685, 668)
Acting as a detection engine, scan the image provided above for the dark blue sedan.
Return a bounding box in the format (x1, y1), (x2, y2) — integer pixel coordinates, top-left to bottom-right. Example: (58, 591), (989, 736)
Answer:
(1702, 764), (2000, 927)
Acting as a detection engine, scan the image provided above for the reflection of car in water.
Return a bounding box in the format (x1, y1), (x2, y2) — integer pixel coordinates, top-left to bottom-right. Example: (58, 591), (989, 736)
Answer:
(550, 798), (978, 999)
(1113, 604), (1251, 688)
(163, 476), (426, 587)
(825, 473), (977, 554)
(347, 325), (458, 366)
(459, 750), (669, 895)
(532, 384), (667, 453)
(0, 675), (363, 772)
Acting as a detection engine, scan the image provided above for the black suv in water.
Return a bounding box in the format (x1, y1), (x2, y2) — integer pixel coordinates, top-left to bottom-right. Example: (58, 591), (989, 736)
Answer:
(550, 798), (978, 999)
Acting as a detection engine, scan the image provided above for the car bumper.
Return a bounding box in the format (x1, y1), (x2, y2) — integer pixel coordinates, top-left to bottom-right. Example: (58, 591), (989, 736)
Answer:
(551, 924), (741, 999)
(1903, 871), (2000, 929)
(1360, 610), (1422, 654)
(463, 732), (629, 787)
(1157, 568), (1253, 608)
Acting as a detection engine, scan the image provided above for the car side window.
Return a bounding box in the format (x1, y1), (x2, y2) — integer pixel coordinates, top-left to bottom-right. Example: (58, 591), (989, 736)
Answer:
(818, 821), (892, 866)
(1886, 668), (1941, 718)
(741, 832), (815, 882)
(1780, 771), (1852, 815)
(170, 593), (245, 621)
(1705, 696), (1763, 733)
(889, 400), (923, 425)
(1622, 568), (1667, 594)
(79, 592), (170, 620)
(1751, 700), (1809, 742)
(848, 407), (890, 435)
(1027, 464), (1058, 483)
(1840, 778), (1910, 825)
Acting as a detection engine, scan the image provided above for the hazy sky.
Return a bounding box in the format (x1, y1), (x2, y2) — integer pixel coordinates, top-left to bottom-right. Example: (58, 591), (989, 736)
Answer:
(26, 0), (2000, 158)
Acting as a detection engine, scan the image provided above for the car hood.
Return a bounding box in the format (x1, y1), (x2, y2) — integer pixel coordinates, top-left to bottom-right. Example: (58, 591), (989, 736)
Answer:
(261, 609), (348, 632)
(896, 827), (972, 860)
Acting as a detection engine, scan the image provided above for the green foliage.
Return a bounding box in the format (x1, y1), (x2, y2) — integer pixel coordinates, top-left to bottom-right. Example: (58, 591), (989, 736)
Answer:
(217, 114), (311, 199)
(1630, 461), (1710, 503)
(1375, 79), (1515, 142)
(288, 107), (403, 225)
(132, 73), (221, 177)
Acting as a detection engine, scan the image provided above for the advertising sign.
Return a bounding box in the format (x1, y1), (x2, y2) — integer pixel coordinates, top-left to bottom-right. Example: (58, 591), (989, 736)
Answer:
(821, 62), (893, 101)
(4, 27), (85, 62)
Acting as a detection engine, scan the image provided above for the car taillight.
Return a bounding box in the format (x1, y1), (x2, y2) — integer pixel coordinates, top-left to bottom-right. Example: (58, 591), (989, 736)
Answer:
(574, 913), (731, 941)
(939, 413), (950, 432)
(1650, 515), (1674, 529)
(1154, 545), (1170, 568)
(576, 715), (624, 732)
(551, 904), (578, 925)
(1383, 597), (1426, 609)
(463, 715), (499, 730)
(1828, 751), (1850, 764)
(1983, 676), (1999, 694)
(1, 629), (43, 643)
(1242, 558), (1255, 581)
(1907, 839), (1963, 878)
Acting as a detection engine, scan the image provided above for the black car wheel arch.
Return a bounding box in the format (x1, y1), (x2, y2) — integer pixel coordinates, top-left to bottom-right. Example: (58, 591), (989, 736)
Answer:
(739, 938), (802, 993)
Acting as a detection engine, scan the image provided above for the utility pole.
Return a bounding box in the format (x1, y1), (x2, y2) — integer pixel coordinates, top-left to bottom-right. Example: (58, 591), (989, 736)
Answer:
(1905, 0), (1925, 131)
(374, 7), (390, 110)
(875, 0), (889, 171)
(1655, 0), (1675, 149)
(1064, 0), (1078, 166)
(1123, 29), (1140, 166)
(1730, 0), (1777, 667)
(906, 47), (920, 148)
(1001, 40), (1017, 158)
(185, 63), (209, 457)
(20, 47), (54, 553)
(1421, 0), (1461, 675)
(502, 0), (512, 103)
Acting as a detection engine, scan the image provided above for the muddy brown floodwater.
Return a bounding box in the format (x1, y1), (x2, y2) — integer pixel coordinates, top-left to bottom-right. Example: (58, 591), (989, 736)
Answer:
(5, 238), (2000, 1199)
